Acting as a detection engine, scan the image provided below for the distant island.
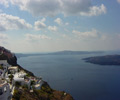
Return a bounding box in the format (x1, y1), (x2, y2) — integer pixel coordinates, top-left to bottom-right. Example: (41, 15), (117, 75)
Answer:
(83, 55), (120, 65)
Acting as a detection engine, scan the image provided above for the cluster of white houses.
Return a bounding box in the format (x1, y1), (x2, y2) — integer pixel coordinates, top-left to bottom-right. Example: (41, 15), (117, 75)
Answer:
(0, 60), (44, 100)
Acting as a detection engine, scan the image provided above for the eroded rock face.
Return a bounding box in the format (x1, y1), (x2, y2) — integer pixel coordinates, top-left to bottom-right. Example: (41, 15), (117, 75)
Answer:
(0, 46), (17, 65)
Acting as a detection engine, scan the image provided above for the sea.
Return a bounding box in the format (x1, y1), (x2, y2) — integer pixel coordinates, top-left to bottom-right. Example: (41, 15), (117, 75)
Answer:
(17, 52), (120, 100)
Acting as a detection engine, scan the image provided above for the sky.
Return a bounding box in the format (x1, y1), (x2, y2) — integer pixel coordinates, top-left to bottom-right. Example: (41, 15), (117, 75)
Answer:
(0, 0), (120, 53)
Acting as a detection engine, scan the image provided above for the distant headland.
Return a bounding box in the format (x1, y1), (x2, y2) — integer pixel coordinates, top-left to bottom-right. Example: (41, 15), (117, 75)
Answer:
(83, 55), (120, 65)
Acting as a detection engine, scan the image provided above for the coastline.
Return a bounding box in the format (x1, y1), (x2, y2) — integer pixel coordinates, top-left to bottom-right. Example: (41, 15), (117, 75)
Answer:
(83, 55), (120, 66)
(0, 46), (74, 100)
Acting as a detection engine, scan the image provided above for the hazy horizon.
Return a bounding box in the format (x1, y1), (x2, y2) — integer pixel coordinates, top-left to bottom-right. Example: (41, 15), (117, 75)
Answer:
(14, 50), (120, 55)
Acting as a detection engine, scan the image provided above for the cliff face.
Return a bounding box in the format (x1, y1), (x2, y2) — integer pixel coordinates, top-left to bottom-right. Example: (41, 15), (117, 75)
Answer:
(0, 46), (17, 65)
(0, 46), (34, 76)
(0, 46), (74, 100)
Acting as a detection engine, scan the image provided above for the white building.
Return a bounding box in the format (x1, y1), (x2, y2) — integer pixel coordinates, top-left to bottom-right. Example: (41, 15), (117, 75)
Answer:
(0, 60), (10, 68)
(8, 66), (18, 74)
(34, 78), (44, 90)
(13, 72), (31, 88)
(13, 73), (25, 85)
(0, 79), (11, 100)
(0, 69), (6, 78)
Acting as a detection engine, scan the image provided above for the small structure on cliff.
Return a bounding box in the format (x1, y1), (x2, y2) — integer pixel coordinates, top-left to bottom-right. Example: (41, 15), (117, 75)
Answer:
(34, 77), (44, 90)
(8, 66), (18, 74)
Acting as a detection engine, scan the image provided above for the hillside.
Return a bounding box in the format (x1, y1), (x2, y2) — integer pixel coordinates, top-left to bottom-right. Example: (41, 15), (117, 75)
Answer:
(0, 46), (74, 100)
(83, 55), (120, 65)
(12, 82), (73, 100)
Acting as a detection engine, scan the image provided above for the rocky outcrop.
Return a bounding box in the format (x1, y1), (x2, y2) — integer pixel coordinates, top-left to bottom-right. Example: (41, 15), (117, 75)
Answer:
(0, 46), (34, 76)
(0, 46), (17, 65)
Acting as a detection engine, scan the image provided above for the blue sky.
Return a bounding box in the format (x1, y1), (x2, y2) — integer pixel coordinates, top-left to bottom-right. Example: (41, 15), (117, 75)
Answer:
(0, 0), (120, 53)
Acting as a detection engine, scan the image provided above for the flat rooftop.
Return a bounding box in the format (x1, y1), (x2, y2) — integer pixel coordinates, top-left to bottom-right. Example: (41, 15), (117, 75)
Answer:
(8, 66), (18, 70)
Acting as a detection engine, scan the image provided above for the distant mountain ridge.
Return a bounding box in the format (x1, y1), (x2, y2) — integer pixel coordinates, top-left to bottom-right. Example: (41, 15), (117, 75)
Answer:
(16, 50), (104, 58)
(48, 50), (104, 55)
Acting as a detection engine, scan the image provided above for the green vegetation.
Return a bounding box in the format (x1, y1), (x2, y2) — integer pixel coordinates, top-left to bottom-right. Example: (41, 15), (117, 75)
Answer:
(15, 82), (21, 88)
(12, 82), (73, 100)
(0, 65), (3, 70)
(30, 80), (35, 86)
(12, 89), (21, 100)
(9, 74), (14, 84)
(22, 84), (28, 89)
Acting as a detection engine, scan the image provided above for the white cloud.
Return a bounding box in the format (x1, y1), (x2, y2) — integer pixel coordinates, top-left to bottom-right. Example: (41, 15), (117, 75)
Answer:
(0, 13), (32, 31)
(62, 34), (69, 38)
(48, 26), (58, 31)
(65, 22), (69, 26)
(0, 33), (8, 39)
(117, 0), (120, 3)
(34, 18), (46, 30)
(10, 0), (60, 17)
(73, 29), (98, 38)
(0, 24), (6, 31)
(0, 33), (8, 44)
(80, 4), (106, 16)
(41, 18), (46, 22)
(7, 0), (106, 17)
(25, 34), (51, 41)
(0, 0), (9, 7)
(54, 18), (63, 25)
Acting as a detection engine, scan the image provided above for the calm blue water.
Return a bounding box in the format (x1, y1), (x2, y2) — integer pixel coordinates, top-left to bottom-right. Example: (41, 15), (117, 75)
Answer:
(18, 54), (120, 100)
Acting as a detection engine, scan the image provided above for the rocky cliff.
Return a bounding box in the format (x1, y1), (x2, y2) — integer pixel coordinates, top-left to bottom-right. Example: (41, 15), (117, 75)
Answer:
(0, 46), (74, 100)
(0, 46), (34, 76)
